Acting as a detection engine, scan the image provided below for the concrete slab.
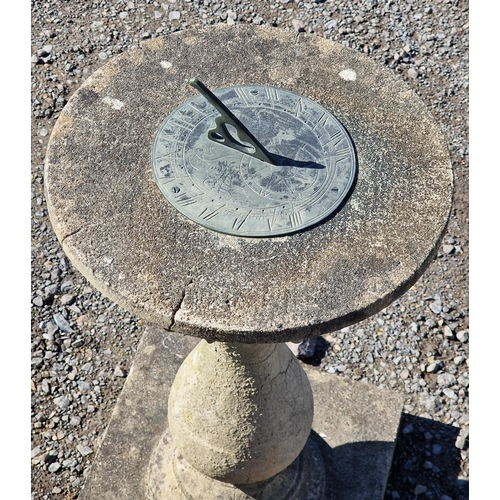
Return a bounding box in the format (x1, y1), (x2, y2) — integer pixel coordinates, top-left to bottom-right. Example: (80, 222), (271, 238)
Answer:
(79, 325), (404, 500)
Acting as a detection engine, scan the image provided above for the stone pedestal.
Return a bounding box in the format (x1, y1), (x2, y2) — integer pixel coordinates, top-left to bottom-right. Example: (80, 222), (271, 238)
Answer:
(45, 25), (453, 499)
(78, 326), (405, 500)
(165, 342), (314, 485)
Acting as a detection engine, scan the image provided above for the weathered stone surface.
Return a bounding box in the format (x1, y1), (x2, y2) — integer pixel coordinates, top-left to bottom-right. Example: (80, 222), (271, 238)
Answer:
(45, 25), (452, 343)
(307, 368), (405, 500)
(79, 325), (403, 500)
(78, 326), (199, 500)
(148, 434), (326, 499)
(167, 341), (313, 484)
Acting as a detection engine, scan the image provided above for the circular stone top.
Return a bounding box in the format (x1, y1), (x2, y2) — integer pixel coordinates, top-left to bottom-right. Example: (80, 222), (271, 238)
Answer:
(45, 25), (453, 343)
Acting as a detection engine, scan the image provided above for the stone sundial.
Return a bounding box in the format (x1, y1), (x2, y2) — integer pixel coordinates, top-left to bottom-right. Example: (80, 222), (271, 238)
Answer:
(44, 25), (453, 500)
(151, 78), (357, 236)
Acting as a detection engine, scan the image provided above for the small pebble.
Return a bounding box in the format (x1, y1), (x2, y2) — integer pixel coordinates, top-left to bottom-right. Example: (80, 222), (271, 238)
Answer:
(402, 424), (413, 434)
(442, 244), (455, 255)
(297, 337), (317, 358)
(419, 393), (441, 413)
(292, 19), (305, 32)
(114, 366), (126, 378)
(48, 462), (61, 473)
(455, 427), (469, 449)
(443, 388), (458, 400)
(429, 302), (442, 314)
(53, 396), (71, 410)
(76, 445), (93, 457)
(443, 325), (454, 338)
(60, 294), (75, 305)
(53, 313), (74, 333)
(426, 361), (444, 373)
(78, 381), (92, 393)
(437, 373), (456, 387)
(414, 484), (427, 495)
(33, 296), (44, 307)
(432, 444), (442, 455)
(408, 68), (418, 79)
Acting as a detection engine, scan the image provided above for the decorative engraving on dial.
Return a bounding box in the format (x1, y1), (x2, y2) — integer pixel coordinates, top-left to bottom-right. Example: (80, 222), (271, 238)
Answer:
(151, 85), (356, 237)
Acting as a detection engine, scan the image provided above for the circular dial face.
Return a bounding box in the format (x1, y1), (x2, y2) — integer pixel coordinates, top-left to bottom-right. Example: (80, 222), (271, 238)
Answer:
(151, 85), (356, 237)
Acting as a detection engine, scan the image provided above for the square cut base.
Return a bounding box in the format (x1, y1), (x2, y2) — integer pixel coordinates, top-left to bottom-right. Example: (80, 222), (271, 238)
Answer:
(78, 325), (404, 500)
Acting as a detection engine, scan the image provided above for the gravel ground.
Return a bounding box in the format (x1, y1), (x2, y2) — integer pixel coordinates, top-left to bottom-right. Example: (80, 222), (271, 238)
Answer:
(31, 1), (469, 499)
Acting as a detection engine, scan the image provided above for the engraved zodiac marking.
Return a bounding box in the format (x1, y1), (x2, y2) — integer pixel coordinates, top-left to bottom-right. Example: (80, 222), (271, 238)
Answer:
(289, 211), (303, 228)
(160, 164), (172, 176)
(169, 117), (193, 131)
(335, 147), (351, 163)
(336, 162), (351, 177)
(175, 194), (199, 207)
(156, 150), (174, 162)
(232, 210), (252, 230)
(265, 87), (280, 101)
(313, 113), (329, 130)
(234, 88), (249, 106)
(203, 160), (240, 194)
(187, 102), (205, 114)
(159, 131), (179, 143)
(295, 98), (304, 117)
(199, 205), (227, 220)
(267, 208), (278, 231)
(324, 129), (344, 148)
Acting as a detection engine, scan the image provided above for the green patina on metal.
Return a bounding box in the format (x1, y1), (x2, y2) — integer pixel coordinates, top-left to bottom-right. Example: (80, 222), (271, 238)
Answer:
(151, 79), (357, 237)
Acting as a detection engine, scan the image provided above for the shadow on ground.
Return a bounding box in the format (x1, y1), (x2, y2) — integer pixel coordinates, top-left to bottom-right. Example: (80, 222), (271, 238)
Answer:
(312, 414), (468, 500)
(312, 431), (395, 500)
(385, 414), (469, 500)
(298, 336), (332, 366)
(299, 341), (469, 500)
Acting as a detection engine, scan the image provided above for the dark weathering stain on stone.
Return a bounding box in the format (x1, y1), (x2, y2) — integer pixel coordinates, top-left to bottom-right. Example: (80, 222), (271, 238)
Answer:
(71, 88), (101, 114)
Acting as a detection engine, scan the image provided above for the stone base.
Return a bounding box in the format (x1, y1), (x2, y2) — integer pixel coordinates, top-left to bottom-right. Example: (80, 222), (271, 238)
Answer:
(147, 435), (325, 499)
(78, 325), (404, 500)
